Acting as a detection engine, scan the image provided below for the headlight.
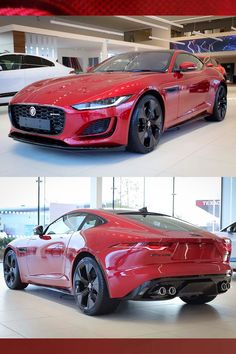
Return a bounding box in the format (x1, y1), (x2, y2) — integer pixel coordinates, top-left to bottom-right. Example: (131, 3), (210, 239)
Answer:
(72, 95), (131, 110)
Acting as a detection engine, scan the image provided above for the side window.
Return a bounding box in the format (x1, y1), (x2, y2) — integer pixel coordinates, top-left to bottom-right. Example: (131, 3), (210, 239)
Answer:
(45, 213), (87, 235)
(174, 53), (203, 71)
(80, 215), (104, 231)
(40, 57), (55, 67)
(0, 55), (22, 71)
(22, 55), (43, 69)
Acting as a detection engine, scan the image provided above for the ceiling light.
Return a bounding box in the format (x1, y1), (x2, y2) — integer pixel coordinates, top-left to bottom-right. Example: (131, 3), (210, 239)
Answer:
(145, 16), (183, 29)
(149, 36), (185, 45)
(231, 26), (236, 31)
(50, 19), (124, 36)
(192, 30), (223, 42)
(115, 16), (169, 31)
(174, 16), (214, 23)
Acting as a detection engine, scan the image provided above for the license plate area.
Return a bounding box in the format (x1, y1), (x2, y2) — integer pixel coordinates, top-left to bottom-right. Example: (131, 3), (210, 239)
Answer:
(172, 242), (219, 261)
(19, 116), (50, 131)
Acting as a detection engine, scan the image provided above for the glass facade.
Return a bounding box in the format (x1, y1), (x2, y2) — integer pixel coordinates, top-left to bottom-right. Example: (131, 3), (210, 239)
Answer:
(0, 177), (221, 237)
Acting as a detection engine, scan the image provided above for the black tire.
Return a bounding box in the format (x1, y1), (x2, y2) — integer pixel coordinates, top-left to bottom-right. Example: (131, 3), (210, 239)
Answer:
(3, 249), (28, 290)
(180, 295), (217, 305)
(73, 257), (120, 316)
(127, 94), (164, 154)
(205, 85), (227, 122)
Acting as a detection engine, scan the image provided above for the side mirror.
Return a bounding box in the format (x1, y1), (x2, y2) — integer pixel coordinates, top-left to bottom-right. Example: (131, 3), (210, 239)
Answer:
(33, 225), (44, 236)
(206, 63), (214, 68)
(177, 61), (197, 72)
(86, 66), (94, 73)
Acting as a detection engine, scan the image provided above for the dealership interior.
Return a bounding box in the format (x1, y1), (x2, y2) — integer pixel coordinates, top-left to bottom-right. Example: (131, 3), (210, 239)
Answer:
(1, 16), (236, 176)
(0, 176), (236, 338)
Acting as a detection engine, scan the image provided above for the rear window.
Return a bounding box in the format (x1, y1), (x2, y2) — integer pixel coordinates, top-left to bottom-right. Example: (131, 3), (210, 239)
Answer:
(120, 213), (203, 232)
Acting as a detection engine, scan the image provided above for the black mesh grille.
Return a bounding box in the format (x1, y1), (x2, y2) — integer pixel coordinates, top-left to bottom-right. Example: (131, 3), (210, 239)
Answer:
(9, 104), (65, 135)
(82, 118), (111, 136)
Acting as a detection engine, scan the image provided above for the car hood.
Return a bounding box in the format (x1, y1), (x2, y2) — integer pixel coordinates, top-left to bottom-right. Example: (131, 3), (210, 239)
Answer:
(11, 72), (165, 107)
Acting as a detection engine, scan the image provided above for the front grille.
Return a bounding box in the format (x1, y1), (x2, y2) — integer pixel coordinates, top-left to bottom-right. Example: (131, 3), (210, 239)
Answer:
(9, 104), (65, 135)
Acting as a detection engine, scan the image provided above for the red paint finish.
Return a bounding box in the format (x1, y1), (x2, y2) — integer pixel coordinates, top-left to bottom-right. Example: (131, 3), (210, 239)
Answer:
(8, 50), (225, 150)
(5, 209), (232, 299)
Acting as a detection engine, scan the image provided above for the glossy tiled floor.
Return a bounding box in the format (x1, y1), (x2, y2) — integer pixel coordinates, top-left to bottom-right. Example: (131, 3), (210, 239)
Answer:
(0, 264), (236, 338)
(1, 87), (236, 177)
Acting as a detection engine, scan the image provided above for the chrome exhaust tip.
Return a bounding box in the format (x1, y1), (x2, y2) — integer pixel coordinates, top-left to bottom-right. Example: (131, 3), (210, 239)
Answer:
(168, 286), (177, 296)
(158, 286), (167, 296)
(221, 282), (228, 291)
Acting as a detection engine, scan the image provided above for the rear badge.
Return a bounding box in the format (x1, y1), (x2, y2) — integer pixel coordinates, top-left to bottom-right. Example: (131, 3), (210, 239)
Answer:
(29, 106), (36, 117)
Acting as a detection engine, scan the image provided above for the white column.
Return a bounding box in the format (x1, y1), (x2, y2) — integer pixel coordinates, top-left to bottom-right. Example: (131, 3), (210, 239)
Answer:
(221, 177), (236, 228)
(0, 32), (14, 52)
(90, 177), (103, 209)
(101, 40), (108, 61)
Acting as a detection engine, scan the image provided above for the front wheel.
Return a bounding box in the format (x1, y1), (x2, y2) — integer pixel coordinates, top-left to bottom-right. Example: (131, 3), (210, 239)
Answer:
(3, 249), (28, 290)
(205, 85), (227, 122)
(73, 257), (120, 316)
(180, 295), (217, 305)
(127, 94), (164, 154)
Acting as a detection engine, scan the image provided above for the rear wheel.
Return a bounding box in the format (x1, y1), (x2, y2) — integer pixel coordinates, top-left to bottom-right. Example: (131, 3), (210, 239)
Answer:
(127, 94), (164, 154)
(3, 249), (28, 290)
(205, 85), (227, 122)
(73, 257), (120, 316)
(180, 295), (217, 305)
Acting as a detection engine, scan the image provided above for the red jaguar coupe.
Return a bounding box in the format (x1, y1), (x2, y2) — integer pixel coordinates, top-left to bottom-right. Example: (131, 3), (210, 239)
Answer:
(8, 50), (227, 154)
(3, 209), (232, 316)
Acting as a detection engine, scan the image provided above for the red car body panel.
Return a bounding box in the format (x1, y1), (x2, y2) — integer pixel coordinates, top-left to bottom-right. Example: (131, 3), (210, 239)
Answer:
(8, 50), (225, 149)
(5, 209), (232, 299)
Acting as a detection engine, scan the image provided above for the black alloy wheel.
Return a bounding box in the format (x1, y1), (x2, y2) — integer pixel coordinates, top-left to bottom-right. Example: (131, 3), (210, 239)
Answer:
(206, 85), (227, 122)
(127, 94), (164, 153)
(3, 249), (28, 290)
(73, 257), (120, 316)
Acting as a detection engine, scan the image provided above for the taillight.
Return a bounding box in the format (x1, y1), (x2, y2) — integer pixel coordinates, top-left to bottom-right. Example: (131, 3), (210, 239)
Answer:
(222, 238), (231, 262)
(111, 241), (174, 250)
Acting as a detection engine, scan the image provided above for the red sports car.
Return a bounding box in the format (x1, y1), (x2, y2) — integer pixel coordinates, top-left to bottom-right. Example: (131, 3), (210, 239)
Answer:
(3, 209), (232, 316)
(8, 50), (227, 154)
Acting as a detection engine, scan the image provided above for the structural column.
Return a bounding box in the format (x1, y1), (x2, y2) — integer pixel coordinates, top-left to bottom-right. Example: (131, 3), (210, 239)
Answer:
(221, 177), (236, 228)
(90, 177), (103, 209)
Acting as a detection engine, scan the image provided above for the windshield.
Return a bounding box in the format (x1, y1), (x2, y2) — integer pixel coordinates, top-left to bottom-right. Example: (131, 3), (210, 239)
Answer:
(93, 51), (172, 73)
(120, 213), (205, 233)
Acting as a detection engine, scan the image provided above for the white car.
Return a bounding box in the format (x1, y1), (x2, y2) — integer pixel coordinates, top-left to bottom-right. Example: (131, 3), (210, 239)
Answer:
(0, 53), (75, 105)
(217, 222), (236, 270)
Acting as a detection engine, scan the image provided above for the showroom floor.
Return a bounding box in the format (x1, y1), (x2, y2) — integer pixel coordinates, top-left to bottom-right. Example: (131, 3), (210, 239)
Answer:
(0, 265), (236, 338)
(1, 86), (236, 177)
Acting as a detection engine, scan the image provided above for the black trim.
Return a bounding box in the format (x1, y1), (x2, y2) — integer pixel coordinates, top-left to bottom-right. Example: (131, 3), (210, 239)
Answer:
(164, 86), (180, 93)
(8, 132), (125, 151)
(125, 273), (232, 300)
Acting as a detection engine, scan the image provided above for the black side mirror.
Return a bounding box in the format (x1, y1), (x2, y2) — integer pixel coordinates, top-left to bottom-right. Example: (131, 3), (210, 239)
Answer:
(33, 225), (44, 236)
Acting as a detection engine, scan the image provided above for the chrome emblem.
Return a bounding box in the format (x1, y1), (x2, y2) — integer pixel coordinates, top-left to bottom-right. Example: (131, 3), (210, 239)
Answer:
(29, 106), (36, 117)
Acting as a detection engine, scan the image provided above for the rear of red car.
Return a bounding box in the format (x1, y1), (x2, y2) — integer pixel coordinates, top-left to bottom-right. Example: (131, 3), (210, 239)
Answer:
(100, 212), (232, 302)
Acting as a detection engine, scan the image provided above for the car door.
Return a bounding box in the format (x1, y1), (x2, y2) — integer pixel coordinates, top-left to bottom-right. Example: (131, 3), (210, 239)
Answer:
(26, 212), (87, 286)
(22, 55), (56, 86)
(0, 54), (24, 103)
(171, 53), (210, 123)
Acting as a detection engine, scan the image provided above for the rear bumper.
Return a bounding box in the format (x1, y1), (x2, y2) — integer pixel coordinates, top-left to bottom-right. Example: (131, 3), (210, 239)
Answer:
(125, 273), (232, 301)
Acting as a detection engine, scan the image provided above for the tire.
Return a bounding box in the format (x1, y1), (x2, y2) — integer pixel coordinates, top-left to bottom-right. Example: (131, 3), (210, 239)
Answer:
(180, 295), (217, 305)
(127, 94), (164, 154)
(205, 85), (227, 122)
(3, 249), (28, 290)
(73, 257), (120, 316)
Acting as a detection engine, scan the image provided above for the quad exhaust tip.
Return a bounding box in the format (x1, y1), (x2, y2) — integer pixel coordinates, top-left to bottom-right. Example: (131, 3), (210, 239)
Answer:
(221, 281), (230, 292)
(157, 286), (177, 296)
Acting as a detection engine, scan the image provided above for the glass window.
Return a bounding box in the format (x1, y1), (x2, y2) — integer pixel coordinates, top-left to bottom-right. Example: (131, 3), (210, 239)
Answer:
(80, 214), (105, 231)
(174, 177), (221, 232)
(0, 54), (22, 70)
(21, 55), (44, 69)
(144, 177), (173, 215)
(40, 57), (54, 67)
(94, 51), (172, 73)
(174, 53), (204, 71)
(45, 213), (86, 235)
(119, 213), (202, 232)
